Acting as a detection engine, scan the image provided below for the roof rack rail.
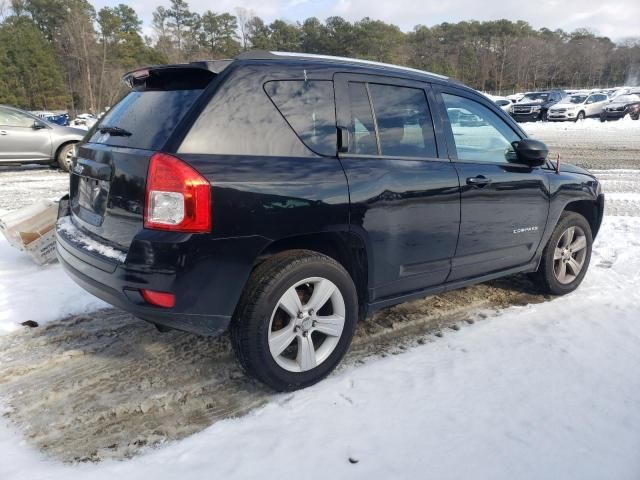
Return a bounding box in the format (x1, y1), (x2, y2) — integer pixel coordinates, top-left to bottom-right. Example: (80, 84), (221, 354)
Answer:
(234, 50), (448, 80)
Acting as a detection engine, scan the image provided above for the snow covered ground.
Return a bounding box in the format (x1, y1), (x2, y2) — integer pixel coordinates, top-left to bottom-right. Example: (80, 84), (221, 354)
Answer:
(523, 117), (640, 170)
(0, 233), (107, 334)
(1, 213), (639, 479)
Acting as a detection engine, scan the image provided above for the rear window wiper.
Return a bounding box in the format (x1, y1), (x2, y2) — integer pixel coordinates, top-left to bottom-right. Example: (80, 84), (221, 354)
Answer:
(98, 125), (132, 136)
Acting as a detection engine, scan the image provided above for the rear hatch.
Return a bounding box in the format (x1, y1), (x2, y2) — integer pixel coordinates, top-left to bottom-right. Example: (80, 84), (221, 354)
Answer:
(69, 65), (221, 252)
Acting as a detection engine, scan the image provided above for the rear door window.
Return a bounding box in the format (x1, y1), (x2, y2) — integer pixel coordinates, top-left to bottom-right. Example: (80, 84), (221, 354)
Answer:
(88, 89), (203, 150)
(368, 83), (437, 158)
(264, 80), (336, 156)
(346, 82), (378, 155)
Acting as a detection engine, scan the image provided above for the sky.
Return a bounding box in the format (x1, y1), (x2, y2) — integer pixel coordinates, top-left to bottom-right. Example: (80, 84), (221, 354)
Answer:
(93, 0), (640, 41)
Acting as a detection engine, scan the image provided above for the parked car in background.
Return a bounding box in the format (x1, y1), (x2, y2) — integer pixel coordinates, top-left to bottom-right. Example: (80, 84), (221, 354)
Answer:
(596, 88), (619, 98)
(506, 93), (525, 103)
(511, 90), (566, 122)
(32, 111), (70, 126)
(71, 113), (98, 129)
(480, 94), (512, 114)
(600, 94), (640, 121)
(608, 87), (635, 100)
(547, 92), (609, 121)
(56, 51), (603, 391)
(493, 96), (513, 114)
(0, 105), (85, 171)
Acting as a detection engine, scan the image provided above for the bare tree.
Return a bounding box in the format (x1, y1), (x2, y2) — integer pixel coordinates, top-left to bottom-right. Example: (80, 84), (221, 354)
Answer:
(235, 7), (252, 50)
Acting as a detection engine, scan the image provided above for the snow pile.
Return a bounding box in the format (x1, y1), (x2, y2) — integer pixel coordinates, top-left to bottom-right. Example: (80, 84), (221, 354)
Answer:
(57, 216), (127, 262)
(524, 116), (640, 135)
(0, 236), (107, 334)
(0, 216), (639, 479)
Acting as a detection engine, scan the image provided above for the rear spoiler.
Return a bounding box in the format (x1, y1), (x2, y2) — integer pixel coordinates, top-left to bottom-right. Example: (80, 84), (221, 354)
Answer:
(122, 60), (234, 89)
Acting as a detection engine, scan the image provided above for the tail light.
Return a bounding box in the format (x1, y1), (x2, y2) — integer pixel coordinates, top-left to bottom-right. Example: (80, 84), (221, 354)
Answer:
(144, 153), (211, 232)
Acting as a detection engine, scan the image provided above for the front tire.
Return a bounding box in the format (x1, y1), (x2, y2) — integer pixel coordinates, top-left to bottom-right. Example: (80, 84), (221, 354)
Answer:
(231, 250), (358, 391)
(532, 212), (593, 295)
(576, 111), (585, 122)
(56, 143), (76, 172)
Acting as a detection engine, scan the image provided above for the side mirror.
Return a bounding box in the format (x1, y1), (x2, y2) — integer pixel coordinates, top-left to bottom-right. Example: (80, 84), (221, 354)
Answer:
(33, 121), (46, 130)
(512, 138), (548, 167)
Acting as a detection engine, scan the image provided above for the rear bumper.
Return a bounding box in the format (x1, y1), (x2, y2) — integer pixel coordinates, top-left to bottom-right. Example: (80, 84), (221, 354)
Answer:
(57, 231), (231, 336)
(56, 212), (269, 336)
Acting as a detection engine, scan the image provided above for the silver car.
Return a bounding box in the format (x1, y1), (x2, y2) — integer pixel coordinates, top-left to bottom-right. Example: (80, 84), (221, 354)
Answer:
(0, 105), (85, 171)
(547, 93), (609, 121)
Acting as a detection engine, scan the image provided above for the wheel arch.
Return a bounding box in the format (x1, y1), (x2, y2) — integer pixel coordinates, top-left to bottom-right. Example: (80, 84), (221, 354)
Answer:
(53, 140), (78, 162)
(255, 231), (370, 319)
(563, 197), (604, 239)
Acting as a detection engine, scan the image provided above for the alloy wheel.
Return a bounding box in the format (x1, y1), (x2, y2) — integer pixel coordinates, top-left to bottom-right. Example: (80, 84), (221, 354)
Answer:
(553, 226), (587, 284)
(268, 277), (345, 372)
(64, 146), (74, 169)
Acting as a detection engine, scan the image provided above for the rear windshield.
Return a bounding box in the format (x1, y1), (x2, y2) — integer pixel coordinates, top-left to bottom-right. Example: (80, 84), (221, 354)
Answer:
(88, 89), (202, 150)
(616, 95), (640, 103)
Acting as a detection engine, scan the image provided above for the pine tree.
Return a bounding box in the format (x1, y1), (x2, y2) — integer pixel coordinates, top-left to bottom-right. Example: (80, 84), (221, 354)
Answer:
(0, 16), (68, 109)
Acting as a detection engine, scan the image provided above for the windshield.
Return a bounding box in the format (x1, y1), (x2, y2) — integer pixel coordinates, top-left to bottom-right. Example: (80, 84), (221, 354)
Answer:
(521, 93), (549, 102)
(88, 89), (203, 150)
(615, 95), (640, 103)
(569, 95), (588, 104)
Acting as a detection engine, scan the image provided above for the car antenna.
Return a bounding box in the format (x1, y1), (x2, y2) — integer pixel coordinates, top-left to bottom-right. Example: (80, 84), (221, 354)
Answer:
(555, 153), (561, 174)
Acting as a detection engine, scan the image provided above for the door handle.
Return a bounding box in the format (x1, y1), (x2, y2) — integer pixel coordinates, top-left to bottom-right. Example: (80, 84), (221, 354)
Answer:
(466, 175), (492, 187)
(337, 126), (350, 153)
(0, 130), (7, 135)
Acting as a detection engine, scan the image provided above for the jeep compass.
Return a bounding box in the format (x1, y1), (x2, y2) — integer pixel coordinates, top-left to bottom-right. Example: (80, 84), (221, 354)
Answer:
(56, 51), (604, 391)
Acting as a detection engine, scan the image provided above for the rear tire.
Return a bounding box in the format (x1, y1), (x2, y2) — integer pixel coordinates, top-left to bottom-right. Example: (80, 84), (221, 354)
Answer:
(532, 212), (593, 295)
(56, 143), (76, 172)
(231, 250), (358, 391)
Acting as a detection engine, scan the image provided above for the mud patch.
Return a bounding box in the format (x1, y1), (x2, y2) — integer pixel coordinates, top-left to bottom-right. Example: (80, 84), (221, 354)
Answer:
(0, 276), (545, 462)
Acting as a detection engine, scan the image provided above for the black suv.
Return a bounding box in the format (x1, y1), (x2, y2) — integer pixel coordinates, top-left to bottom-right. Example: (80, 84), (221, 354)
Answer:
(511, 90), (567, 122)
(56, 52), (604, 391)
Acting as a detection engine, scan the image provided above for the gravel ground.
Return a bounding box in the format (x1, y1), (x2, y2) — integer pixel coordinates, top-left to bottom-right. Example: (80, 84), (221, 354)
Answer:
(0, 124), (639, 462)
(523, 119), (640, 170)
(0, 166), (68, 213)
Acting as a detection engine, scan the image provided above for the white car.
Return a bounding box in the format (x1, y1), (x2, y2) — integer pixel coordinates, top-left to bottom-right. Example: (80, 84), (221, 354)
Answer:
(482, 93), (513, 114)
(493, 96), (512, 114)
(71, 113), (98, 130)
(547, 92), (609, 121)
(506, 93), (525, 104)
